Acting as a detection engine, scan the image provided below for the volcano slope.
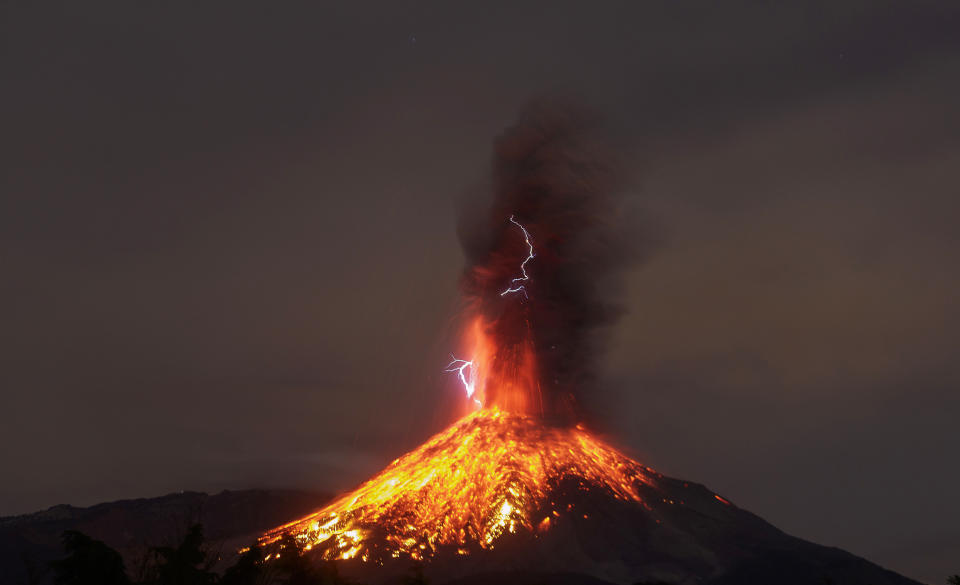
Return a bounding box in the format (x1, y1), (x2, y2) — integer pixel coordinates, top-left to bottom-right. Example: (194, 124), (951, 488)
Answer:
(260, 409), (919, 585)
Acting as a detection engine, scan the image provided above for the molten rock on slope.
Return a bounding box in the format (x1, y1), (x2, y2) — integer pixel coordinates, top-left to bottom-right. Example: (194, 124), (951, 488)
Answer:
(260, 408), (657, 562)
(259, 410), (919, 585)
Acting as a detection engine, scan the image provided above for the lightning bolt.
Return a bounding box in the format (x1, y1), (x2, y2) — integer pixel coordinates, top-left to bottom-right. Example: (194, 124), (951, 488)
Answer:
(500, 215), (535, 298)
(445, 354), (482, 408)
(446, 215), (533, 409)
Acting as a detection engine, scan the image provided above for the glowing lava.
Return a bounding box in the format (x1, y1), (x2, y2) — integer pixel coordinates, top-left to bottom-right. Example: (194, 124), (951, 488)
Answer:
(259, 408), (658, 562)
(444, 314), (541, 414)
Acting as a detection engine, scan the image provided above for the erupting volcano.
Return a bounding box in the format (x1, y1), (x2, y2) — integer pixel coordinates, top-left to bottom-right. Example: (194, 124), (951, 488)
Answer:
(258, 103), (920, 585)
(261, 101), (639, 562)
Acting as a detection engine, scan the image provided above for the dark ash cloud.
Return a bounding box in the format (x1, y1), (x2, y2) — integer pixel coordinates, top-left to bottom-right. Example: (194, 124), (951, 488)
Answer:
(458, 100), (642, 418)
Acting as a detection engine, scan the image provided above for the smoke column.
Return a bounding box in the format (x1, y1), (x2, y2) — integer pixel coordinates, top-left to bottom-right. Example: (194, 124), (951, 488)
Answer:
(457, 100), (638, 420)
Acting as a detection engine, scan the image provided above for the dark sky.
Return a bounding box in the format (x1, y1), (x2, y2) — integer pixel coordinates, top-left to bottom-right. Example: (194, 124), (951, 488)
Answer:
(2, 2), (958, 583)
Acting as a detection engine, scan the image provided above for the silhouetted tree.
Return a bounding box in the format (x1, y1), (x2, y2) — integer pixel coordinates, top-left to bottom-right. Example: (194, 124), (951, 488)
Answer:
(220, 544), (266, 585)
(273, 534), (317, 585)
(150, 524), (217, 585)
(946, 575), (960, 585)
(50, 530), (131, 585)
(21, 551), (50, 585)
(269, 534), (347, 585)
(401, 564), (429, 585)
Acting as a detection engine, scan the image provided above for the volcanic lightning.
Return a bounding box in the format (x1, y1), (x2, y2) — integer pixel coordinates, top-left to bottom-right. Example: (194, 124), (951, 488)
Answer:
(445, 354), (481, 408)
(499, 215), (535, 299)
(446, 214), (536, 408)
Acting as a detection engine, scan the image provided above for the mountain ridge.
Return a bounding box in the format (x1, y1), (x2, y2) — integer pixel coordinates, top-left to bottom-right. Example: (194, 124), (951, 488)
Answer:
(0, 483), (927, 585)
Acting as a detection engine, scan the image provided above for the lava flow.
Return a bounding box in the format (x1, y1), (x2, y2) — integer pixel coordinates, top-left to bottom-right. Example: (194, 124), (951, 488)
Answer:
(259, 408), (658, 562)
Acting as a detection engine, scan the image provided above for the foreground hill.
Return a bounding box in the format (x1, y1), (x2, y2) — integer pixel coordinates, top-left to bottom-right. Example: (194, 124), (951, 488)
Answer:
(0, 483), (926, 585)
(0, 489), (328, 584)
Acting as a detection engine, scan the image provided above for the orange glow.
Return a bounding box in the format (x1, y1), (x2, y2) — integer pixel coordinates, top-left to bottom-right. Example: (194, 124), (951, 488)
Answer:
(457, 315), (542, 415)
(259, 408), (657, 561)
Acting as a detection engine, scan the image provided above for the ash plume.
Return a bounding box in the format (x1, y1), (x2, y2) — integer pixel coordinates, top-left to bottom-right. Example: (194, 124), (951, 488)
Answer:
(458, 100), (640, 419)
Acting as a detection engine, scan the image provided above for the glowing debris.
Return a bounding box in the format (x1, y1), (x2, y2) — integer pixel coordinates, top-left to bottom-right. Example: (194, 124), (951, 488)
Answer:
(259, 408), (656, 562)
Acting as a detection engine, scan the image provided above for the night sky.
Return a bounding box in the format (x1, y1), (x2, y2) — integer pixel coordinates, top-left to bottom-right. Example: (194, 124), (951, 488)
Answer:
(2, 2), (959, 583)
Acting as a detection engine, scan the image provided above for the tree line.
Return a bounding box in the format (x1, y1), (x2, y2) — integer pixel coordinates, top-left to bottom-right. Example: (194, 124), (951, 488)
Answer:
(48, 525), (428, 585)
(46, 526), (960, 585)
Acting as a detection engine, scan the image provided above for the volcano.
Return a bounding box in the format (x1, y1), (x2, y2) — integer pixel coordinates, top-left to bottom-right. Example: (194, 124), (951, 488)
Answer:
(258, 409), (918, 585)
(258, 105), (920, 584)
(0, 427), (922, 585)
